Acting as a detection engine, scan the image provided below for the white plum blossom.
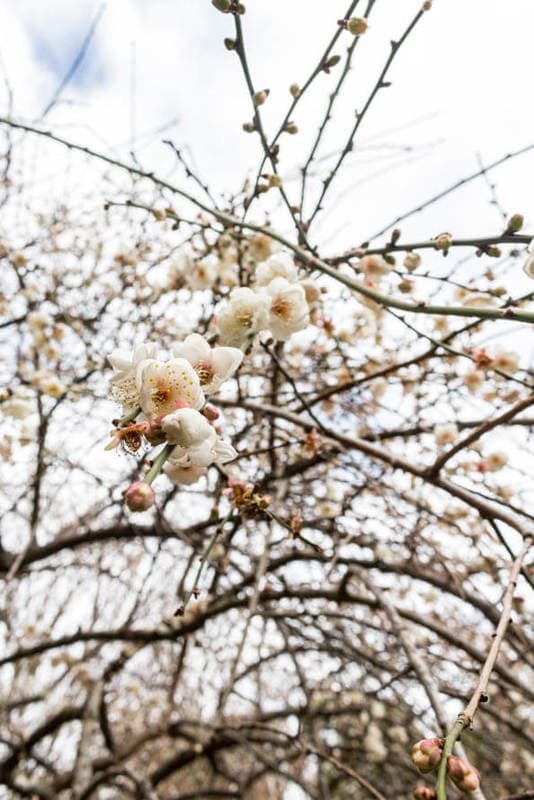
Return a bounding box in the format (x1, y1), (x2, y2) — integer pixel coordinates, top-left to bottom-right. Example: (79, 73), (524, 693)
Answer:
(31, 370), (66, 398)
(136, 358), (205, 417)
(162, 408), (236, 467)
(188, 258), (217, 290)
(162, 407), (213, 448)
(299, 278), (321, 305)
(492, 351), (520, 374)
(172, 333), (243, 394)
(246, 234), (273, 264)
(358, 254), (392, 278)
(434, 423), (458, 446)
(217, 286), (269, 347)
(254, 255), (298, 287)
(108, 343), (158, 411)
(263, 277), (310, 341)
(27, 310), (53, 331)
(2, 396), (34, 419)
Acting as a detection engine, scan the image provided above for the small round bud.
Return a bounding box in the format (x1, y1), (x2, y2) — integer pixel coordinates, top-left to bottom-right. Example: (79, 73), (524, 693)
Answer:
(414, 787), (437, 800)
(435, 232), (452, 252)
(323, 55), (341, 72)
(411, 739), (444, 774)
(289, 83), (300, 97)
(347, 17), (368, 35)
(422, 1), (432, 10)
(224, 38), (237, 51)
(506, 213), (524, 233)
(284, 121), (298, 135)
(212, 0), (231, 10)
(253, 89), (269, 107)
(447, 756), (481, 793)
(486, 244), (501, 258)
(124, 481), (155, 512)
(151, 208), (167, 221)
(398, 279), (414, 294)
(242, 121), (256, 133)
(404, 252), (421, 272)
(203, 404), (220, 421)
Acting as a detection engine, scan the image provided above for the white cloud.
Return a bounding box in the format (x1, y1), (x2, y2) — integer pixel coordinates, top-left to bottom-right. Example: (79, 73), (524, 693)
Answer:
(0, 0), (533, 250)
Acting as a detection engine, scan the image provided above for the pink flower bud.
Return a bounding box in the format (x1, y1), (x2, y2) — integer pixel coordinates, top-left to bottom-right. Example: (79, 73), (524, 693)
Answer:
(411, 738), (444, 773)
(414, 786), (437, 800)
(447, 756), (480, 792)
(124, 481), (155, 512)
(203, 404), (220, 421)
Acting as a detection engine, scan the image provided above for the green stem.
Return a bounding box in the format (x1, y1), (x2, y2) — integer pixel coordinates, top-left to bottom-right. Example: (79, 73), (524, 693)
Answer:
(436, 718), (467, 800)
(180, 511), (234, 613)
(144, 444), (175, 485)
(118, 406), (141, 427)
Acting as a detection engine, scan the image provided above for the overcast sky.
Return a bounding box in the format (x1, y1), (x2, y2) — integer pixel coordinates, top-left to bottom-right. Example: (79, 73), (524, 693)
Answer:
(1, 0), (533, 253)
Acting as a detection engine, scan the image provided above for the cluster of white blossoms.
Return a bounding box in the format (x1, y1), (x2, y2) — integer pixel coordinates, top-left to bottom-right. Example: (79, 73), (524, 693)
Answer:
(217, 254), (320, 347)
(107, 334), (243, 510)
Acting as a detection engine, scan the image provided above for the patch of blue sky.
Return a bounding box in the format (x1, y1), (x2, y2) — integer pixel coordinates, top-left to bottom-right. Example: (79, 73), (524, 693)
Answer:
(27, 18), (108, 93)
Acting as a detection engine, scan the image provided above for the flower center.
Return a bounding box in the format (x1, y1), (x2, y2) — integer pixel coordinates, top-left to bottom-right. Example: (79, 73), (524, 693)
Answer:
(195, 360), (215, 386)
(151, 387), (171, 411)
(271, 298), (291, 320)
(237, 311), (254, 328)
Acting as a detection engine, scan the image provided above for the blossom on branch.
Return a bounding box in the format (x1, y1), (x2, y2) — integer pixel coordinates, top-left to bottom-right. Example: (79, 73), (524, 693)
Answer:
(136, 358), (205, 416)
(172, 333), (243, 394)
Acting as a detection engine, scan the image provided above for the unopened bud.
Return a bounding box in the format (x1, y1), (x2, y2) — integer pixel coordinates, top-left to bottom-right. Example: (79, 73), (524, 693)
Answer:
(435, 232), (452, 252)
(284, 121), (298, 135)
(323, 55), (341, 72)
(224, 38), (237, 51)
(414, 787), (437, 800)
(253, 89), (269, 107)
(398, 279), (414, 294)
(447, 756), (480, 793)
(124, 481), (155, 512)
(151, 208), (167, 221)
(203, 404), (220, 421)
(289, 83), (300, 97)
(411, 738), (444, 774)
(242, 121), (256, 133)
(404, 252), (421, 272)
(347, 17), (368, 35)
(422, 1), (432, 10)
(506, 213), (524, 233)
(486, 244), (501, 258)
(212, 0), (231, 10)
